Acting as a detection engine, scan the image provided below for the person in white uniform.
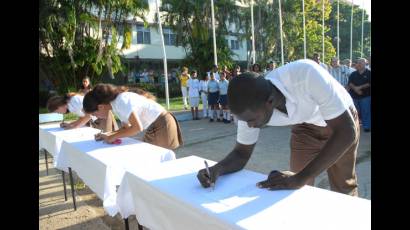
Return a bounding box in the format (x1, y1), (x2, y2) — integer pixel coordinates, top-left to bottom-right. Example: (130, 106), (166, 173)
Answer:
(187, 70), (200, 120)
(218, 72), (231, 123)
(83, 84), (183, 150)
(199, 74), (209, 118)
(197, 59), (360, 196)
(46, 93), (117, 131)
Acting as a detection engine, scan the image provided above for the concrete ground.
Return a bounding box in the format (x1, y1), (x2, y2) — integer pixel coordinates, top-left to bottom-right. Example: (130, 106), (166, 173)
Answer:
(39, 111), (371, 229)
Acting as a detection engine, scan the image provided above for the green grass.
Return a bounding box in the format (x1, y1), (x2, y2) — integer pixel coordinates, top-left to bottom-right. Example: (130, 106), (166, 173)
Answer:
(39, 97), (202, 121)
(157, 97), (203, 111)
(39, 107), (79, 121)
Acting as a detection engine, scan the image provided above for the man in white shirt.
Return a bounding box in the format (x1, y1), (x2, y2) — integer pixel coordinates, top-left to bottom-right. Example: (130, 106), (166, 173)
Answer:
(197, 59), (360, 196)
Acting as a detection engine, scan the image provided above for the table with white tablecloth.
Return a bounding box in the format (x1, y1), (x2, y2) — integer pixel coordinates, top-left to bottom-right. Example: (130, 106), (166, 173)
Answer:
(39, 123), (100, 170)
(39, 123), (176, 216)
(117, 155), (371, 230)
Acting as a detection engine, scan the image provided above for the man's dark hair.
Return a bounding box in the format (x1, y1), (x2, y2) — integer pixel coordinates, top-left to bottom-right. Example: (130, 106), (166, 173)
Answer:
(228, 72), (273, 114)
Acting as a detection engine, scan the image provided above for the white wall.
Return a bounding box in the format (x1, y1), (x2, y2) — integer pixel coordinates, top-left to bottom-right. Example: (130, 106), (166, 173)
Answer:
(121, 0), (248, 62)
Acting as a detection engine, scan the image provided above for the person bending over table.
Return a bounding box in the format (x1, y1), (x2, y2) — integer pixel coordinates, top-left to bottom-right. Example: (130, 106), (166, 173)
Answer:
(197, 59), (360, 196)
(83, 83), (183, 150)
(46, 92), (117, 132)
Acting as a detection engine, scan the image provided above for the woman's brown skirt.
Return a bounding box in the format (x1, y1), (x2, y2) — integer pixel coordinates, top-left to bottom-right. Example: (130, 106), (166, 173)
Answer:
(143, 112), (183, 150)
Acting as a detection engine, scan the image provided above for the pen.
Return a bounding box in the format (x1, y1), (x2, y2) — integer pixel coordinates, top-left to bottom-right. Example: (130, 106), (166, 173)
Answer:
(204, 160), (215, 190)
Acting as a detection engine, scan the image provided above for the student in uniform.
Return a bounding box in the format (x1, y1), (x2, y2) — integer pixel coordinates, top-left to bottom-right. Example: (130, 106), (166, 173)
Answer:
(199, 74), (209, 118)
(187, 70), (200, 120)
(207, 73), (220, 122)
(179, 67), (190, 110)
(218, 71), (231, 123)
(83, 83), (183, 150)
(46, 92), (117, 131)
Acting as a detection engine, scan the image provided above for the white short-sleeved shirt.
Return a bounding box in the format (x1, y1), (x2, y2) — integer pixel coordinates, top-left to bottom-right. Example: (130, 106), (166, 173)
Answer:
(208, 80), (219, 93)
(187, 78), (200, 97)
(199, 80), (208, 93)
(218, 79), (229, 95)
(319, 62), (329, 72)
(237, 59), (354, 145)
(110, 92), (166, 130)
(68, 95), (85, 117)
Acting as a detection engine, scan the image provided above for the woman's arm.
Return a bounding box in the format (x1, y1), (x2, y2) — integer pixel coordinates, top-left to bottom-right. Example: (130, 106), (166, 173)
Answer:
(100, 112), (142, 143)
(64, 114), (92, 129)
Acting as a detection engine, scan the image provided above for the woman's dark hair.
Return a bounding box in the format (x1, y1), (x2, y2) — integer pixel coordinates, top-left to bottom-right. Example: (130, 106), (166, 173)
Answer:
(80, 76), (92, 90)
(46, 92), (76, 112)
(252, 63), (261, 72)
(83, 83), (156, 113)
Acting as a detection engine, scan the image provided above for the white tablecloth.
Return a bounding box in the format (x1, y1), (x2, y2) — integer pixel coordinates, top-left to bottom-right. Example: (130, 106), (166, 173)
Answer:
(117, 155), (371, 230)
(39, 123), (176, 216)
(39, 123), (100, 169)
(60, 136), (175, 216)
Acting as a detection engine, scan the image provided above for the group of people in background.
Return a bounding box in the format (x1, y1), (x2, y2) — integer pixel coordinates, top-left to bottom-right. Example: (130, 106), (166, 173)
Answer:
(46, 76), (183, 150)
(178, 60), (280, 122)
(310, 53), (371, 132)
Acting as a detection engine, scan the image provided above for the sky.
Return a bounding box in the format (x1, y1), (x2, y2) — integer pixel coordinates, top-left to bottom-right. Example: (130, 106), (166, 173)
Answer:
(352, 0), (371, 20)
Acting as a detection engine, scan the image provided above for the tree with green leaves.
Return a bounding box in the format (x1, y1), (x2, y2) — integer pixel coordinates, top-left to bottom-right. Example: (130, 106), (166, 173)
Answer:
(233, 0), (336, 67)
(328, 0), (371, 61)
(160, 0), (237, 76)
(39, 0), (149, 94)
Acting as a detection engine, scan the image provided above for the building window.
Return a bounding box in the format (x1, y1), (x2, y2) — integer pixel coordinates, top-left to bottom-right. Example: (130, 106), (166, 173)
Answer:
(231, 39), (240, 50)
(163, 28), (177, 46)
(137, 25), (151, 44)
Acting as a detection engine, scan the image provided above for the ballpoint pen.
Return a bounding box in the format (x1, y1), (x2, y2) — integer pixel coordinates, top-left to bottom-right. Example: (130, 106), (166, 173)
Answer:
(204, 160), (215, 190)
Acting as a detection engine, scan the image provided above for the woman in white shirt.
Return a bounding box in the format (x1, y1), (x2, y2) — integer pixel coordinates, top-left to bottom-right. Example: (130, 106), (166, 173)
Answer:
(199, 74), (209, 118)
(46, 93), (117, 131)
(83, 84), (183, 150)
(187, 70), (200, 120)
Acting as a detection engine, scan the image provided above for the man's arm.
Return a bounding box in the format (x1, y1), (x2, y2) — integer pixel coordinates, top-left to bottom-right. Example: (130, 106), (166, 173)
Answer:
(349, 83), (363, 95)
(296, 110), (357, 182)
(197, 142), (256, 188)
(258, 110), (358, 190)
(359, 83), (370, 90)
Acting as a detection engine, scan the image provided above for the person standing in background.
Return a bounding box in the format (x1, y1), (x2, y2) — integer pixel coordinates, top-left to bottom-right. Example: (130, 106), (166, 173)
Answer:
(179, 67), (190, 110)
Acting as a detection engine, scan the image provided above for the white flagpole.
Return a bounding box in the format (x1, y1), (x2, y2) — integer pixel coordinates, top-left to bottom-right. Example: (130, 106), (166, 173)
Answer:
(361, 0), (365, 57)
(322, 0), (325, 61)
(302, 0), (306, 59)
(350, 0), (353, 61)
(155, 0), (169, 109)
(278, 0), (284, 65)
(251, 0), (256, 64)
(211, 0), (218, 66)
(337, 0), (340, 59)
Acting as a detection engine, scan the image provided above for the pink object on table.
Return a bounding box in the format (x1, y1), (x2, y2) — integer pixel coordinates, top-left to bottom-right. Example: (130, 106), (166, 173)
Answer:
(112, 139), (122, 144)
